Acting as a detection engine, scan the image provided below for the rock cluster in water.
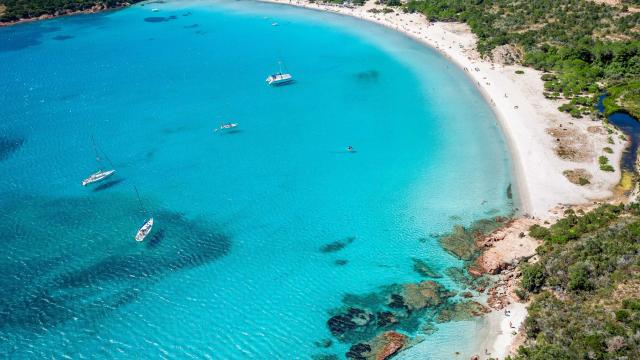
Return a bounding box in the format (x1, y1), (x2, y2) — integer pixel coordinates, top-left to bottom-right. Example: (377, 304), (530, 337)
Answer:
(326, 279), (467, 358)
(437, 217), (509, 261)
(346, 331), (408, 360)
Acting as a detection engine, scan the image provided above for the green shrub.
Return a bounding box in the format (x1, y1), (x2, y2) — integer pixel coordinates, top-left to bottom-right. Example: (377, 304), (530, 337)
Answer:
(528, 224), (551, 240)
(521, 263), (546, 293)
(541, 73), (556, 81)
(603, 147), (613, 154)
(599, 156), (609, 165)
(515, 70), (525, 74)
(568, 262), (593, 291)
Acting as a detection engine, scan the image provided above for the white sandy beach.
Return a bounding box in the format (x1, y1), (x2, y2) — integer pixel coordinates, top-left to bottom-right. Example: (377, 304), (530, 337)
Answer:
(259, 0), (627, 358)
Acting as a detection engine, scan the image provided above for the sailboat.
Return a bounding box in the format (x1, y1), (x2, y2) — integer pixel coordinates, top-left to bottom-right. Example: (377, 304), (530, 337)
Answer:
(134, 186), (154, 242)
(266, 61), (293, 86)
(82, 137), (116, 186)
(135, 218), (154, 242)
(214, 122), (239, 132)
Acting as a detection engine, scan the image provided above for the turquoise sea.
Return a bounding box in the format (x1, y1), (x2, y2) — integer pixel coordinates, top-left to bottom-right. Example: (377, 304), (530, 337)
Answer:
(0, 1), (514, 358)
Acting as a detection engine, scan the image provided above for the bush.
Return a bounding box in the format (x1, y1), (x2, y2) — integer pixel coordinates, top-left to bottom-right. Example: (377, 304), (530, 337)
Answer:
(541, 73), (556, 81)
(599, 156), (609, 165)
(528, 224), (551, 240)
(521, 263), (546, 293)
(603, 147), (613, 154)
(515, 70), (525, 74)
(568, 262), (593, 291)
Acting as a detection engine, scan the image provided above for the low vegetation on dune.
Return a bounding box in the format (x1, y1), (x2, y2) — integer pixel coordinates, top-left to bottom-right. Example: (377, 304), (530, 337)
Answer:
(511, 204), (640, 359)
(399, 0), (640, 119)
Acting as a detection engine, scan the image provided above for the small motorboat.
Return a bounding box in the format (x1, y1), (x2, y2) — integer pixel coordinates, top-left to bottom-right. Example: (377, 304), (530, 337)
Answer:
(82, 169), (115, 186)
(271, 22), (279, 26)
(215, 123), (239, 132)
(135, 218), (154, 242)
(151, 8), (159, 12)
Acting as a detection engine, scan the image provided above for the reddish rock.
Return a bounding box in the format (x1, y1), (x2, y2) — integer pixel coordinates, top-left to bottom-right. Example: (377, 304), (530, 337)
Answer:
(370, 331), (408, 360)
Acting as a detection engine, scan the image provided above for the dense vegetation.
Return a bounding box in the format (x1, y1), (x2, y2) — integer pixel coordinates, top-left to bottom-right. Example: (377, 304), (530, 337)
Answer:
(510, 204), (640, 359)
(401, 0), (640, 119)
(0, 0), (143, 22)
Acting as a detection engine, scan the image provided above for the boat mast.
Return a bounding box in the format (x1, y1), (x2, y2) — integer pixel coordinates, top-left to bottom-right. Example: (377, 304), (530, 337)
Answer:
(134, 185), (151, 217)
(91, 135), (115, 169)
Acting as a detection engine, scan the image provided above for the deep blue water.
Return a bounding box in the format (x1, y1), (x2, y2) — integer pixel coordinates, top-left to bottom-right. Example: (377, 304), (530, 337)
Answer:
(0, 1), (513, 358)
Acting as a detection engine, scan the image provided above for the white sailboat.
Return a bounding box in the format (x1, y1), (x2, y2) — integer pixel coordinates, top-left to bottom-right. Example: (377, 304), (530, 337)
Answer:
(134, 186), (154, 242)
(82, 137), (116, 186)
(214, 122), (239, 132)
(82, 170), (116, 186)
(135, 218), (154, 242)
(266, 61), (293, 86)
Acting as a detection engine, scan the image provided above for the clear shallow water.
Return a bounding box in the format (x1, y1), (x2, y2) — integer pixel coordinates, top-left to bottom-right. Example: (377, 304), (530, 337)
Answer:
(0, 1), (513, 358)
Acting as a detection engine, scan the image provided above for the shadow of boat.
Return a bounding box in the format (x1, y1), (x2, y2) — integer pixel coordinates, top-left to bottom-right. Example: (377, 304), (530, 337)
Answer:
(92, 178), (124, 192)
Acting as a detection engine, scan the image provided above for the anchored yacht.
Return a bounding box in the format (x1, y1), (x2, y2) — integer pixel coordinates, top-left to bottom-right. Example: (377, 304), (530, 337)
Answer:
(135, 218), (154, 242)
(266, 61), (293, 86)
(215, 123), (239, 132)
(82, 169), (116, 186)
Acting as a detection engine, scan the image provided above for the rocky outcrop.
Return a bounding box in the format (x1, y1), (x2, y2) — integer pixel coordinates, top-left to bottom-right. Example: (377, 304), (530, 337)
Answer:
(435, 301), (491, 322)
(327, 307), (374, 338)
(401, 281), (452, 311)
(345, 331), (408, 360)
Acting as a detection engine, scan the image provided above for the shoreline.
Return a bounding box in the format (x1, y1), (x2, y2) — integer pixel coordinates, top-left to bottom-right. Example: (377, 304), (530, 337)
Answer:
(0, 4), (116, 27)
(256, 0), (627, 358)
(257, 0), (625, 220)
(1, 1), (630, 358)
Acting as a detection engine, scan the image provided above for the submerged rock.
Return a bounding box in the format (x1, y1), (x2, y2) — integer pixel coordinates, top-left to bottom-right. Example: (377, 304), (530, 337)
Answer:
(314, 339), (333, 348)
(411, 258), (440, 278)
(402, 281), (451, 311)
(435, 301), (491, 323)
(438, 225), (476, 261)
(312, 355), (339, 360)
(320, 236), (355, 253)
(346, 343), (372, 360)
(0, 136), (25, 162)
(438, 218), (509, 261)
(421, 322), (438, 335)
(327, 307), (373, 338)
(375, 311), (398, 327)
(387, 294), (406, 309)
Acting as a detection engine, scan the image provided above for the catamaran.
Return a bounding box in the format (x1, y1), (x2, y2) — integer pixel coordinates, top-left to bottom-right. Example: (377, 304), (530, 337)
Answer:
(266, 61), (293, 86)
(82, 137), (116, 186)
(215, 122), (239, 132)
(135, 218), (154, 242)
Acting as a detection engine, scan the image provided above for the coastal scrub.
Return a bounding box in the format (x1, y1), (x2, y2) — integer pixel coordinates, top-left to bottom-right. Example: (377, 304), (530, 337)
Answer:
(512, 204), (640, 358)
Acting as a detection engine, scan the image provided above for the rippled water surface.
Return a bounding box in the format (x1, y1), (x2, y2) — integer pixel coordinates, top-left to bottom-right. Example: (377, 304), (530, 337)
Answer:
(0, 1), (513, 358)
